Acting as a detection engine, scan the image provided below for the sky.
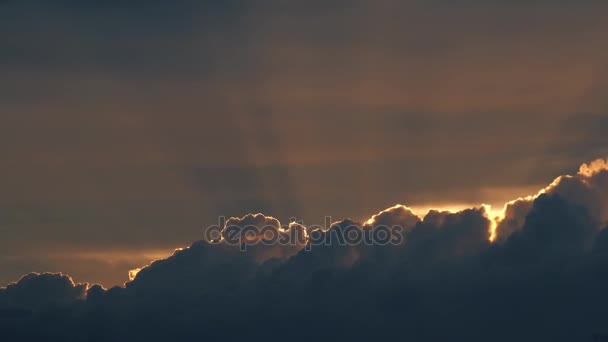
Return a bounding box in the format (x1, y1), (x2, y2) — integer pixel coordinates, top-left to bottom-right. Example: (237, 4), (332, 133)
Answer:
(1, 2), (608, 339)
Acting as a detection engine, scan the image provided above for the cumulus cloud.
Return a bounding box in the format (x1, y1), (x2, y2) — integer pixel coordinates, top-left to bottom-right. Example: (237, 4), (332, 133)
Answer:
(114, 213), (307, 298)
(220, 213), (307, 261)
(2, 158), (608, 341)
(494, 196), (535, 241)
(496, 158), (608, 241)
(0, 273), (87, 309)
(363, 204), (420, 231)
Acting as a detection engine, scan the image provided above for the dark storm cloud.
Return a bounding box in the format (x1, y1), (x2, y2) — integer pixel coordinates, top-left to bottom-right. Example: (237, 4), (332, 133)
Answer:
(2, 159), (608, 341)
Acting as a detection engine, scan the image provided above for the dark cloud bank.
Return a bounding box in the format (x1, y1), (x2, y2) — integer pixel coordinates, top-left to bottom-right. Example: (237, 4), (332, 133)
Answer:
(1, 159), (608, 341)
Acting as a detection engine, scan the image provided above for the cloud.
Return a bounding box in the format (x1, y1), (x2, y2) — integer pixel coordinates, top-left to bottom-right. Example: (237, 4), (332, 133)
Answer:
(496, 158), (608, 241)
(2, 155), (608, 341)
(494, 196), (535, 241)
(221, 213), (307, 261)
(364, 204), (420, 230)
(116, 213), (306, 298)
(0, 273), (87, 310)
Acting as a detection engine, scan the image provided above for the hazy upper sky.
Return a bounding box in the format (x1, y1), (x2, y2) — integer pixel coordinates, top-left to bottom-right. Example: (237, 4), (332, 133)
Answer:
(1, 0), (608, 286)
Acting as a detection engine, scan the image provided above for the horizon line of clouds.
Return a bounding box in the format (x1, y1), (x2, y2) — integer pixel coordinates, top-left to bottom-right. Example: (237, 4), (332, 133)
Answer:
(121, 156), (608, 287)
(3, 156), (606, 290)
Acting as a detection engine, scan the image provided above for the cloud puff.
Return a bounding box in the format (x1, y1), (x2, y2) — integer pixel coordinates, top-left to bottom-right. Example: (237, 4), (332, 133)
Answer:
(494, 196), (535, 241)
(2, 159), (608, 341)
(221, 213), (307, 261)
(363, 204), (420, 230)
(122, 241), (260, 297)
(547, 159), (608, 226)
(496, 158), (608, 241)
(0, 273), (87, 309)
(118, 213), (306, 297)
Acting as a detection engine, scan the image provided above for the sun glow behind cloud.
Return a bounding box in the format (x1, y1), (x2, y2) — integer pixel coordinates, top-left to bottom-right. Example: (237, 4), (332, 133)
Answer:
(366, 203), (502, 241)
(363, 158), (606, 245)
(126, 158), (608, 284)
(48, 157), (605, 286)
(128, 268), (142, 281)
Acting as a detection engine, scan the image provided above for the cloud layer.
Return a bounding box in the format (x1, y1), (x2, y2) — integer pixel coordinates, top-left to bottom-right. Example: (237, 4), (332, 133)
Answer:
(1, 158), (608, 341)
